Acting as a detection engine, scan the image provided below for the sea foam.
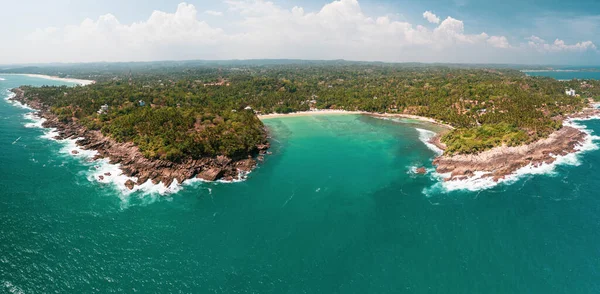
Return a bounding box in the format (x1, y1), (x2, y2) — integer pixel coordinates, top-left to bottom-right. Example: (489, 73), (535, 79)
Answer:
(415, 128), (443, 155)
(4, 92), (33, 110)
(424, 117), (600, 194)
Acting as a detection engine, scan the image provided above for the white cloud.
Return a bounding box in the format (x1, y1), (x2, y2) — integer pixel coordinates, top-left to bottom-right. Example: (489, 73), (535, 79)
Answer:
(423, 11), (440, 24)
(8, 0), (595, 64)
(527, 35), (597, 52)
(487, 36), (510, 48)
(204, 10), (223, 16)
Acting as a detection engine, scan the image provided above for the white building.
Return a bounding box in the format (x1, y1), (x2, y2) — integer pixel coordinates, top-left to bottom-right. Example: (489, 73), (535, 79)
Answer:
(97, 104), (109, 114)
(565, 88), (576, 96)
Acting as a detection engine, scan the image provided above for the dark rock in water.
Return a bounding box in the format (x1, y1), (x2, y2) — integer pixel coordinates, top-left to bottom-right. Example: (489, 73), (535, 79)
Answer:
(125, 179), (136, 190)
(197, 168), (223, 181)
(104, 172), (111, 176)
(98, 175), (104, 180)
(416, 167), (427, 174)
(71, 150), (79, 155)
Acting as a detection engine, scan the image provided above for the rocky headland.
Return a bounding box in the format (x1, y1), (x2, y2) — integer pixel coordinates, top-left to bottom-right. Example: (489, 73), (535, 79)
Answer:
(11, 88), (270, 190)
(432, 107), (600, 182)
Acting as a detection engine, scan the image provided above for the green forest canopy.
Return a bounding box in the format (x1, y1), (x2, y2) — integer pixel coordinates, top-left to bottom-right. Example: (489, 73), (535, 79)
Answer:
(16, 62), (597, 157)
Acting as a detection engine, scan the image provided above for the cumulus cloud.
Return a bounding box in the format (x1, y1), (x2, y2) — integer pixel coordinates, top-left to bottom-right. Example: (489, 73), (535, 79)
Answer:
(487, 36), (510, 48)
(204, 10), (223, 16)
(527, 35), (597, 52)
(8, 0), (595, 64)
(423, 11), (440, 24)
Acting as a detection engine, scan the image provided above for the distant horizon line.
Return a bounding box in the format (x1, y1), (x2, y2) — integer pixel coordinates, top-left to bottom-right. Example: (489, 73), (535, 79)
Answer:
(1, 58), (599, 69)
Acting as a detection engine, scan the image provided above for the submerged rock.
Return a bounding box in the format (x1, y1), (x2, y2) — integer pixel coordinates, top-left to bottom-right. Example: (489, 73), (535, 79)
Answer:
(124, 179), (136, 190)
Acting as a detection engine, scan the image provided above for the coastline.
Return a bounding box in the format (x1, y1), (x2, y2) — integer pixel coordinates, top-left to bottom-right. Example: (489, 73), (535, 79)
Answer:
(432, 106), (600, 189)
(2, 74), (95, 86)
(258, 109), (366, 119)
(8, 79), (599, 193)
(258, 109), (455, 130)
(10, 87), (269, 192)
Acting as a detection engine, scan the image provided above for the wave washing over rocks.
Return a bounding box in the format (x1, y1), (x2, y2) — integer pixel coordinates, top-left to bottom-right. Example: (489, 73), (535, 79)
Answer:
(415, 128), (444, 155)
(10, 87), (270, 195)
(424, 109), (600, 193)
(21, 110), (183, 195)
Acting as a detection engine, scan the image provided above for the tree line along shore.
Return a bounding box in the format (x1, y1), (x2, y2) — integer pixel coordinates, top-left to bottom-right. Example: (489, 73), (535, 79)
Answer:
(5, 62), (600, 186)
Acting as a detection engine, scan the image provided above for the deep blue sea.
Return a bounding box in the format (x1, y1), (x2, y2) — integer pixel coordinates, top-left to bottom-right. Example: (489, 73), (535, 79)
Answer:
(2, 74), (600, 293)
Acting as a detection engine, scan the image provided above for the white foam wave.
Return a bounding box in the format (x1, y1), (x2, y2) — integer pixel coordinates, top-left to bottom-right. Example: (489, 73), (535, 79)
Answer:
(0, 77), (6, 81)
(408, 165), (436, 175)
(88, 159), (183, 196)
(415, 128), (443, 155)
(20, 112), (190, 196)
(425, 117), (600, 194)
(3, 91), (34, 110)
(217, 170), (251, 183)
(23, 112), (46, 128)
(59, 137), (99, 158)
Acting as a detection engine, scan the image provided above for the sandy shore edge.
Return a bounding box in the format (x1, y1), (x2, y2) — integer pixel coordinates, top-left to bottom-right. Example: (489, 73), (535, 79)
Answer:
(2, 74), (95, 86)
(258, 109), (454, 129)
(258, 110), (366, 119)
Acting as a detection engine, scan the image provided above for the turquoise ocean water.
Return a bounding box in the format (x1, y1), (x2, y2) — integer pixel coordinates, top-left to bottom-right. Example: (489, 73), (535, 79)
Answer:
(524, 69), (600, 80)
(2, 74), (600, 293)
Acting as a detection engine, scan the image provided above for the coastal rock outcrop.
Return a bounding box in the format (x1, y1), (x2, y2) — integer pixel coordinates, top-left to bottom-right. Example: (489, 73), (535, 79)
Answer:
(197, 168), (223, 182)
(10, 87), (270, 190)
(433, 126), (587, 182)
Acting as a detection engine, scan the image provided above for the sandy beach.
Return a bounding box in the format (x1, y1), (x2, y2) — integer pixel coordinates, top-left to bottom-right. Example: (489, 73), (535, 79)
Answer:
(258, 109), (366, 119)
(369, 113), (455, 130)
(258, 109), (455, 130)
(4, 74), (95, 86)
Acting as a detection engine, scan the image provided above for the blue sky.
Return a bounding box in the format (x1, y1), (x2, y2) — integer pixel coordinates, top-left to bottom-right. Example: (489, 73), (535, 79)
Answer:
(1, 0), (599, 65)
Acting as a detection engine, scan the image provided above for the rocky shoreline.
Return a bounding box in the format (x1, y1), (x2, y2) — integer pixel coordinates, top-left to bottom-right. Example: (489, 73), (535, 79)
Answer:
(11, 85), (600, 190)
(11, 88), (270, 190)
(432, 107), (600, 183)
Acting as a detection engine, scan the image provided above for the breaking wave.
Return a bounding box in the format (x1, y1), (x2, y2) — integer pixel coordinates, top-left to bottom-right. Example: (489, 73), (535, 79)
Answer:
(415, 128), (443, 155)
(3, 90), (33, 110)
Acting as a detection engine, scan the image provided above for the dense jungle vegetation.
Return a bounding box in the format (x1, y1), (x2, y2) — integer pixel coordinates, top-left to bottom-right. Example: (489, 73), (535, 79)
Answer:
(12, 61), (599, 157)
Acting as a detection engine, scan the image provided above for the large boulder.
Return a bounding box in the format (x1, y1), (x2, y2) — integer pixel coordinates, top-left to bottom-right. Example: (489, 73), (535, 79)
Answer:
(197, 168), (223, 181)
(215, 155), (232, 167)
(236, 159), (257, 172)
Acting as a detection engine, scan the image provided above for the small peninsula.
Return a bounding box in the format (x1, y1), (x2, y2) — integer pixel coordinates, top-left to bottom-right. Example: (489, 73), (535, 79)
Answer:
(4, 61), (600, 188)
